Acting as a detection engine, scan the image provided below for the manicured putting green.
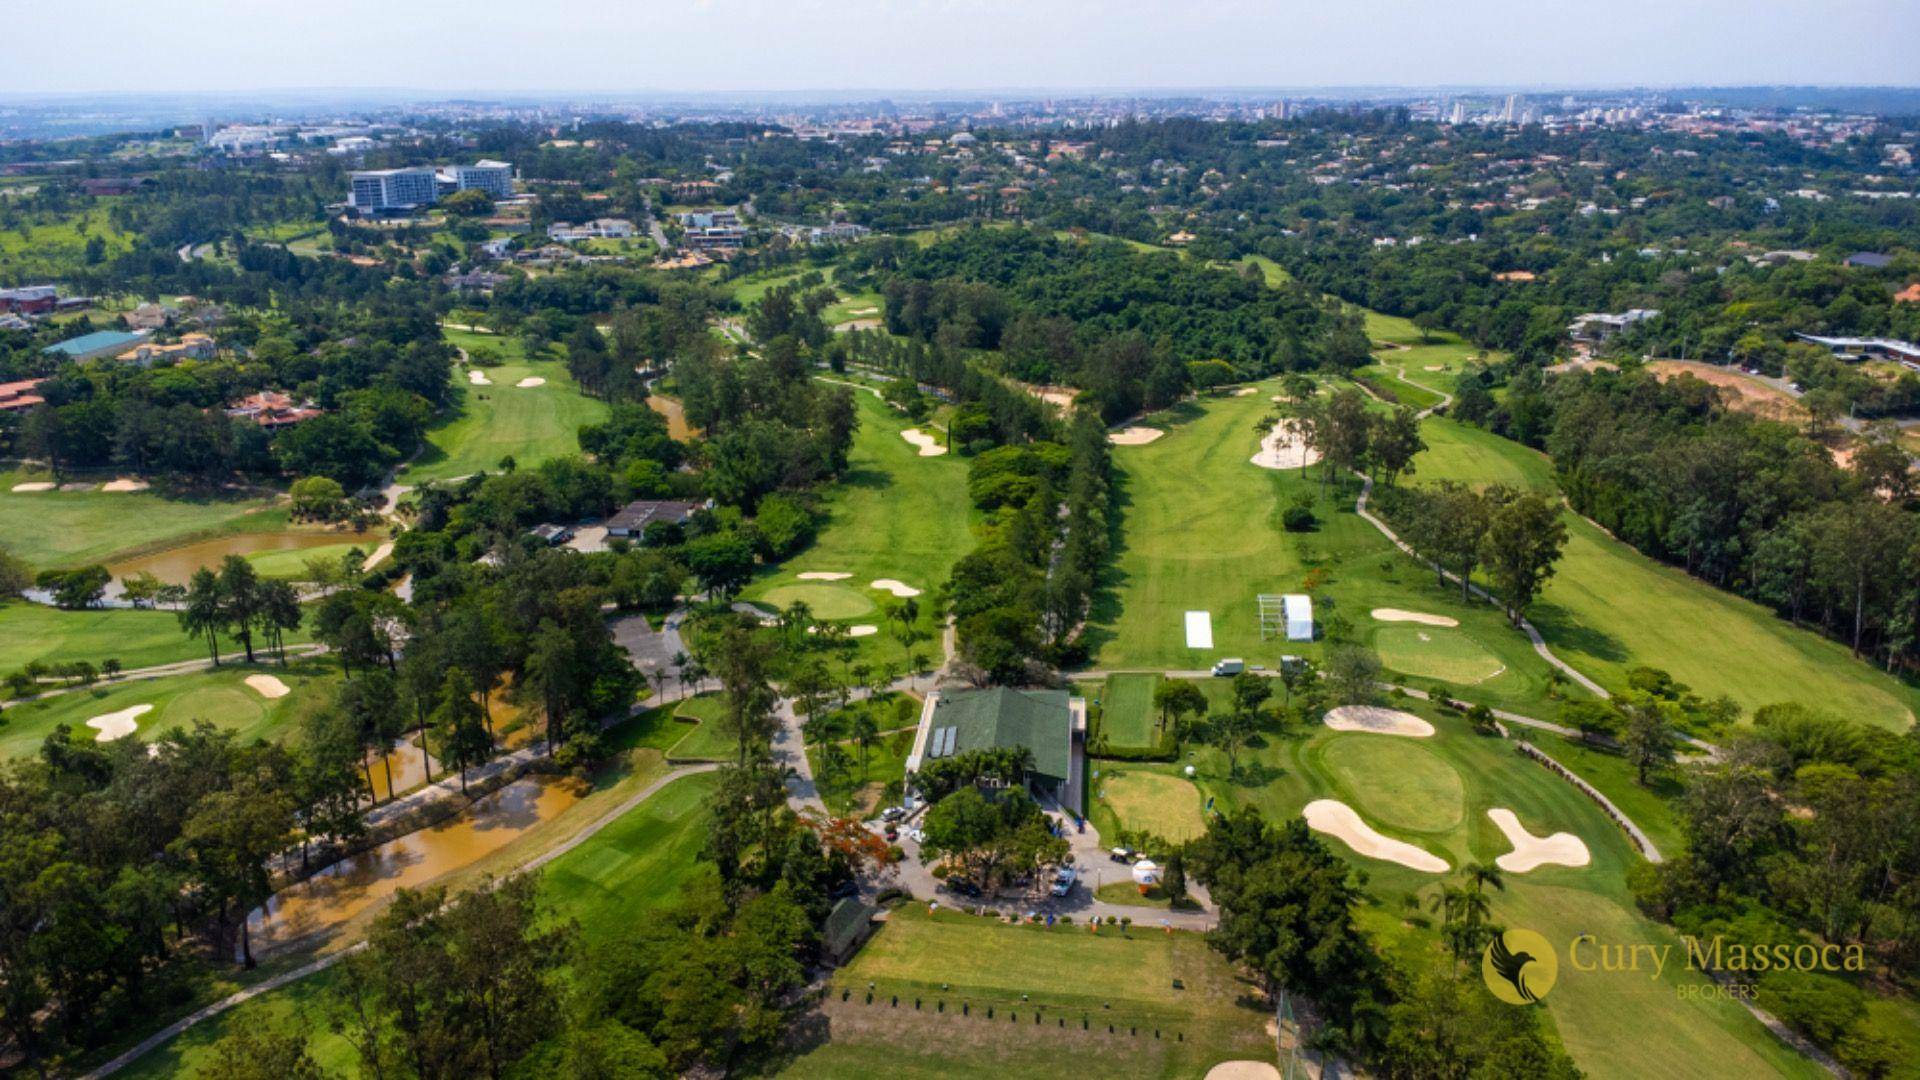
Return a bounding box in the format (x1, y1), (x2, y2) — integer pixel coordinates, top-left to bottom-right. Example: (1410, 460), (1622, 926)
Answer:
(161, 685), (265, 730)
(1316, 735), (1464, 833)
(1101, 769), (1207, 841)
(1100, 673), (1161, 748)
(758, 582), (875, 620)
(1373, 625), (1505, 684)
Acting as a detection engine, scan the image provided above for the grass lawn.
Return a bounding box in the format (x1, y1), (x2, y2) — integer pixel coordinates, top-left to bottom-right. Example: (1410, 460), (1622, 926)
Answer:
(0, 469), (283, 570)
(1094, 768), (1207, 842)
(784, 904), (1271, 1079)
(403, 329), (609, 483)
(1098, 673), (1161, 748)
(1161, 699), (1825, 1080)
(663, 692), (739, 762)
(742, 389), (975, 671)
(244, 540), (383, 580)
(806, 726), (916, 817)
(1411, 417), (1919, 731)
(0, 207), (136, 277)
(0, 658), (339, 760)
(0, 601), (316, 674)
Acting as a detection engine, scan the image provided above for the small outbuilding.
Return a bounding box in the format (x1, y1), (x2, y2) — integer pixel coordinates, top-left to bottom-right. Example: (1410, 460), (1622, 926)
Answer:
(822, 898), (879, 965)
(1283, 594), (1314, 642)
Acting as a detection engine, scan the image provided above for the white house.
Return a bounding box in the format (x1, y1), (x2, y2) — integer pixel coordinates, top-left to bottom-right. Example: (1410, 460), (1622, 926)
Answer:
(1283, 594), (1314, 642)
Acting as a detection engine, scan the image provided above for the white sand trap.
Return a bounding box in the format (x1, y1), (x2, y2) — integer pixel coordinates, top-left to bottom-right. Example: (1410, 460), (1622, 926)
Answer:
(848, 625), (879, 638)
(901, 428), (947, 456)
(1323, 705), (1436, 738)
(467, 369), (492, 385)
(847, 306), (879, 316)
(515, 377), (546, 388)
(1371, 607), (1460, 627)
(1205, 1064), (1281, 1080)
(1108, 426), (1164, 446)
(1488, 808), (1591, 873)
(87, 704), (153, 742)
(245, 674), (291, 699)
(870, 579), (921, 598)
(1232, 386), (1260, 396)
(1184, 610), (1214, 649)
(102, 478), (150, 492)
(797, 571), (852, 581)
(10, 482), (54, 492)
(1304, 799), (1449, 872)
(1424, 365), (1445, 372)
(1250, 419), (1322, 470)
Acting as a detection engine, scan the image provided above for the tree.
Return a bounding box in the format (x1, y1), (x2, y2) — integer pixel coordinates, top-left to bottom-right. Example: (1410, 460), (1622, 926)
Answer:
(919, 786), (1065, 889)
(38, 565), (109, 609)
(0, 545), (30, 598)
(259, 579), (303, 663)
(198, 1023), (332, 1080)
(289, 476), (347, 521)
(1153, 678), (1207, 735)
(179, 566), (225, 665)
(1324, 644), (1383, 705)
(217, 554), (265, 663)
(1813, 501), (1907, 656)
(1368, 406), (1425, 487)
(171, 781), (296, 968)
(1481, 491), (1567, 626)
(683, 532), (757, 601)
(1205, 707), (1259, 777)
(432, 670), (492, 794)
(849, 710), (880, 779)
(1619, 692), (1677, 786)
(1561, 700), (1620, 745)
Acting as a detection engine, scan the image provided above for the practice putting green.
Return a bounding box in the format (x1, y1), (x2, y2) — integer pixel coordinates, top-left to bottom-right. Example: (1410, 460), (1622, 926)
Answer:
(1099, 673), (1161, 748)
(1099, 768), (1207, 841)
(1314, 734), (1465, 833)
(758, 582), (876, 621)
(1373, 625), (1505, 684)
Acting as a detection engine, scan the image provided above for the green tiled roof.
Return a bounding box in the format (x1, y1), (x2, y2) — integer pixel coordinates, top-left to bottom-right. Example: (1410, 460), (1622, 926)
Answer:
(928, 687), (1073, 781)
(823, 898), (876, 959)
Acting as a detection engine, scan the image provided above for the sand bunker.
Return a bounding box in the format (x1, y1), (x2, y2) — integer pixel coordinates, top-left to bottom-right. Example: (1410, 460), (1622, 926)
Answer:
(1205, 1064), (1282, 1080)
(10, 482), (54, 492)
(1108, 426), (1165, 446)
(467, 369), (492, 385)
(1371, 608), (1460, 627)
(102, 478), (151, 492)
(901, 428), (947, 456)
(1303, 799), (1449, 872)
(515, 377), (546, 388)
(797, 571), (852, 581)
(245, 674), (291, 699)
(1488, 809), (1591, 873)
(847, 306), (879, 316)
(1250, 419), (1322, 470)
(87, 704), (153, 742)
(848, 625), (879, 638)
(870, 578), (921, 598)
(1232, 387), (1260, 396)
(1424, 365), (1445, 372)
(1323, 705), (1436, 738)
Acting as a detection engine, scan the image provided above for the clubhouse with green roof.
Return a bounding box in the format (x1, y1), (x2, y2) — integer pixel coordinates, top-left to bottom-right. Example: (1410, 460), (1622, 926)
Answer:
(905, 687), (1087, 812)
(43, 328), (149, 362)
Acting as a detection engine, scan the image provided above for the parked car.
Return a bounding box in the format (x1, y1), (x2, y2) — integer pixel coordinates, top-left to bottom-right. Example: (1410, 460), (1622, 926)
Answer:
(881, 806), (907, 822)
(1110, 846), (1135, 863)
(1051, 866), (1077, 896)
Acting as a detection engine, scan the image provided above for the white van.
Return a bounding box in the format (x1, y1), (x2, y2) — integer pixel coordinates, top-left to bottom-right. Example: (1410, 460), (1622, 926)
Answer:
(1210, 658), (1245, 677)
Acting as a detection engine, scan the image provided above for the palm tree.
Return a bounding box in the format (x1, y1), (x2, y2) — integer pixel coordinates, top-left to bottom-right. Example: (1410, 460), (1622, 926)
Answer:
(851, 712), (879, 780)
(670, 650), (690, 699)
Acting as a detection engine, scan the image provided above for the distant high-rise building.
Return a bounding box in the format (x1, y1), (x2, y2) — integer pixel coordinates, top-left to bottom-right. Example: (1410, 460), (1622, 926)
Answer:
(349, 168), (438, 215)
(448, 160), (514, 200)
(1502, 94), (1519, 123)
(1448, 101), (1467, 126)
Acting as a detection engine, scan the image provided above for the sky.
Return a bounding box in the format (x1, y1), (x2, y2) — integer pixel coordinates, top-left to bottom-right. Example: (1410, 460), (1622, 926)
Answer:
(5, 0), (1918, 95)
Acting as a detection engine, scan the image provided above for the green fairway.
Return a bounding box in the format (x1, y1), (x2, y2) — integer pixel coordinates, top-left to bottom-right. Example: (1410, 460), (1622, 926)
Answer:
(1373, 624), (1506, 683)
(0, 601), (315, 674)
(785, 904), (1271, 1079)
(0, 659), (338, 760)
(742, 389), (974, 669)
(1313, 734), (1465, 833)
(403, 330), (609, 482)
(0, 469), (282, 570)
(1098, 673), (1161, 748)
(1158, 699), (1826, 1080)
(1411, 417), (1918, 730)
(1095, 768), (1207, 841)
(244, 540), (382, 580)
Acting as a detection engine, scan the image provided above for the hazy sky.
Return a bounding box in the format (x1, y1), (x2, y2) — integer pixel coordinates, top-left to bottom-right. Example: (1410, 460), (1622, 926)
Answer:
(7, 0), (1918, 95)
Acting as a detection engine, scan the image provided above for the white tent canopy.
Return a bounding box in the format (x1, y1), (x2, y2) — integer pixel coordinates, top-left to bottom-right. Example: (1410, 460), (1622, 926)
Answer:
(1131, 859), (1161, 886)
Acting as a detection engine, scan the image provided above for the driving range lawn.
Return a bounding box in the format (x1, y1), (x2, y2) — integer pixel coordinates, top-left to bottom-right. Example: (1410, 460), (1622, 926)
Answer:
(784, 904), (1272, 1079)
(1097, 672), (1162, 748)
(404, 329), (608, 482)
